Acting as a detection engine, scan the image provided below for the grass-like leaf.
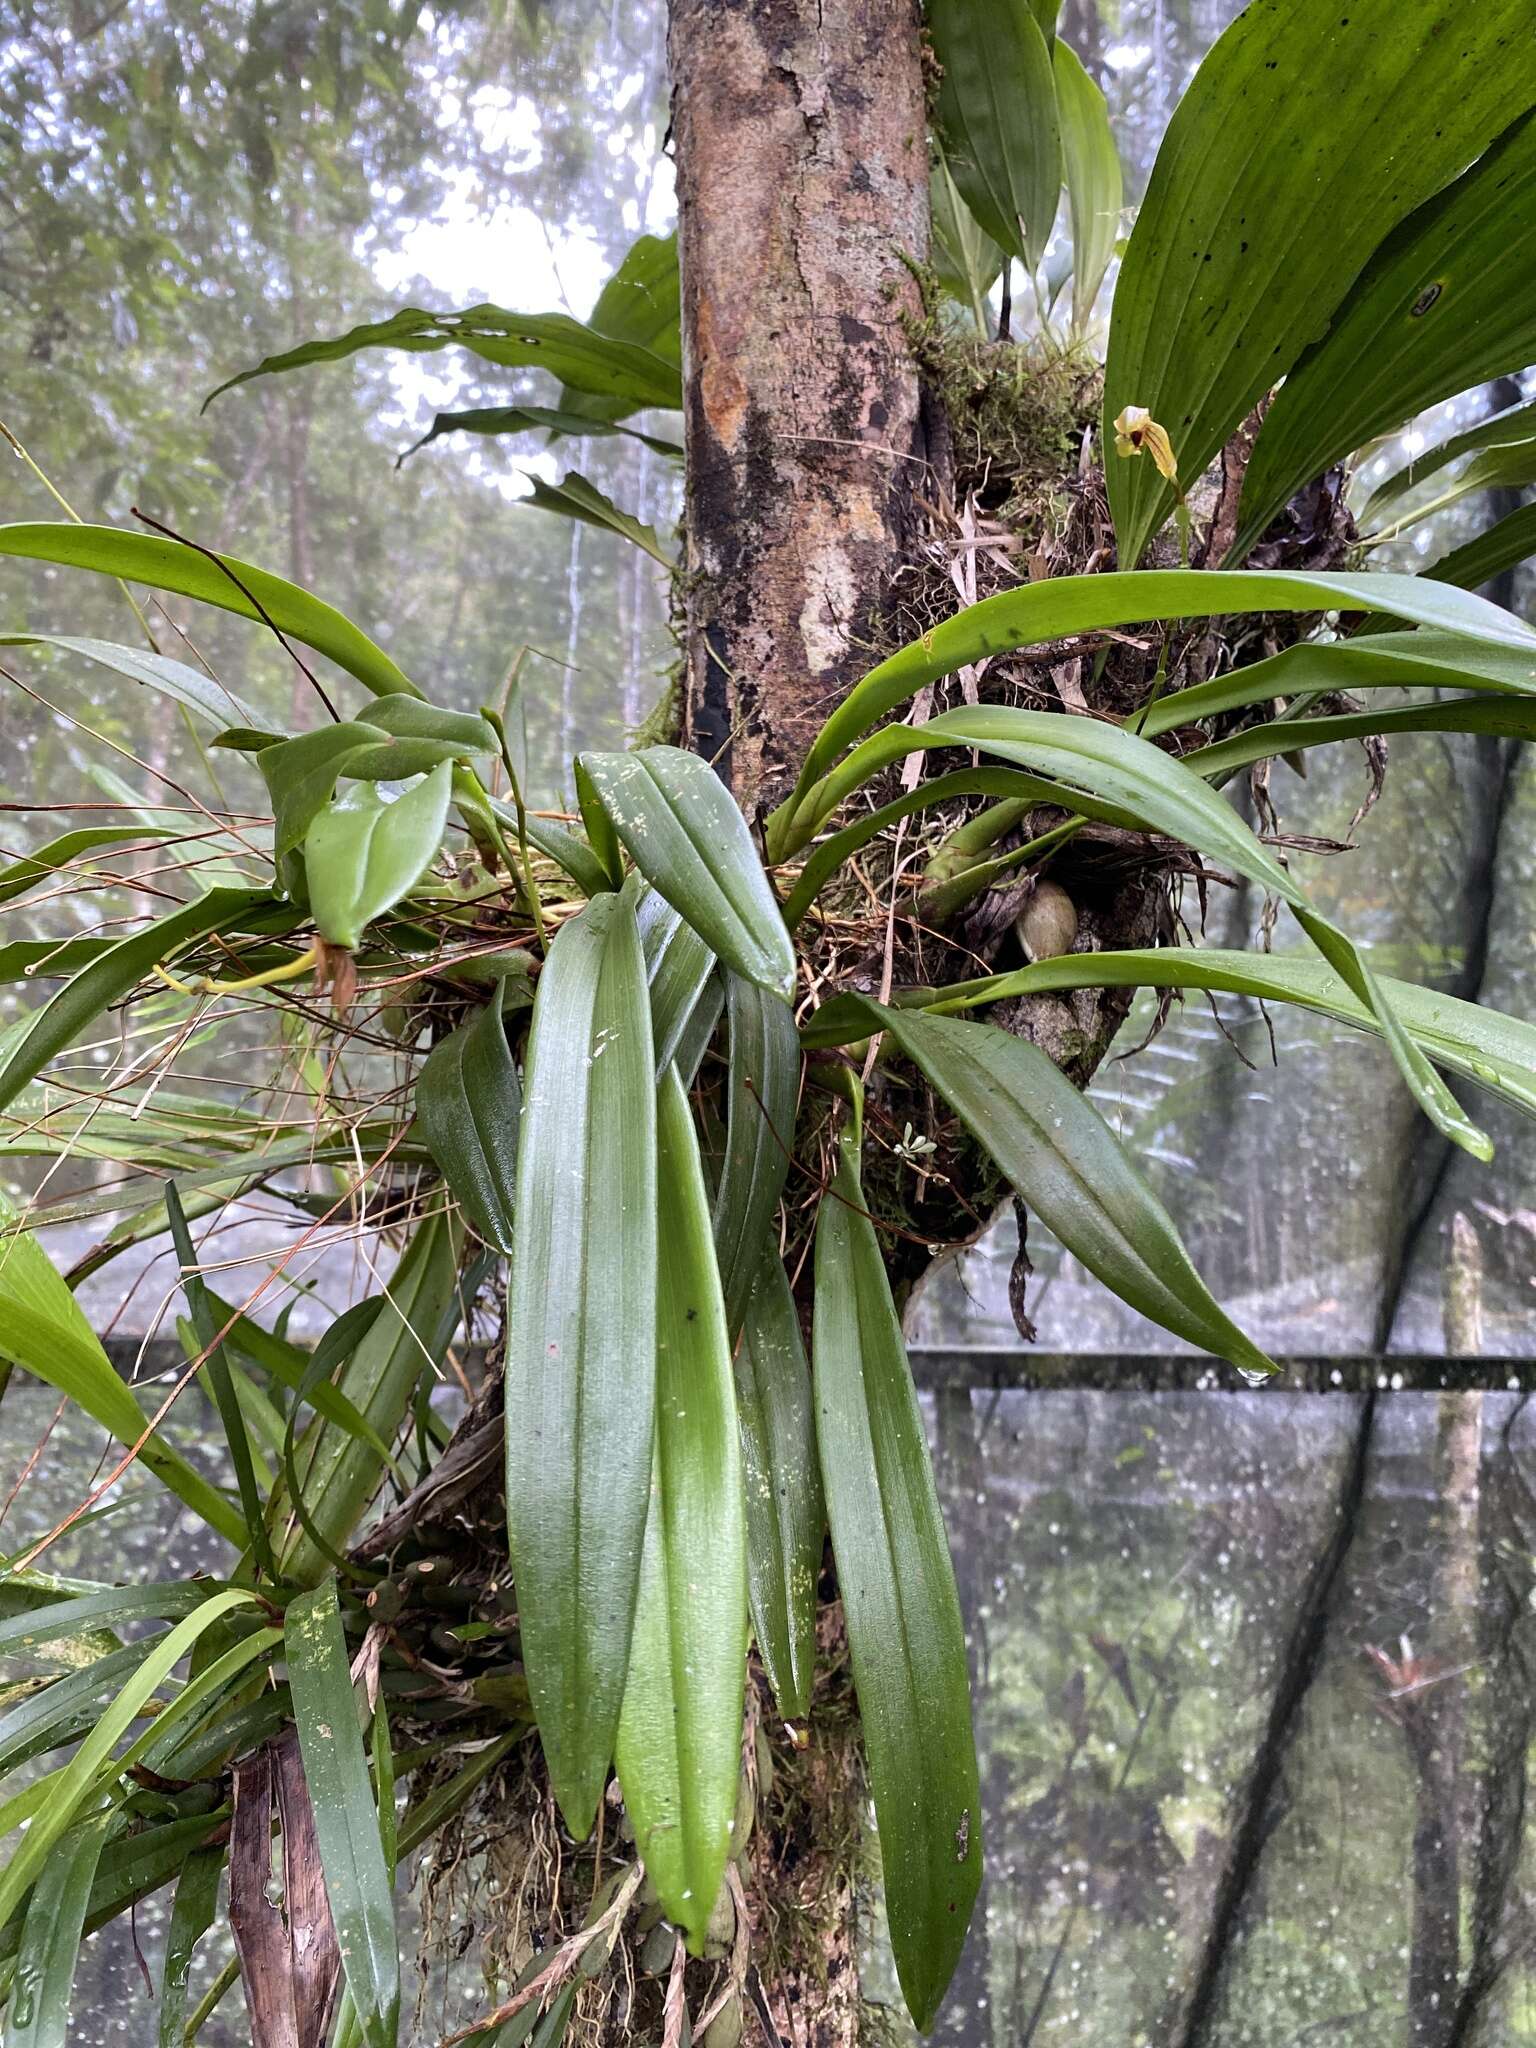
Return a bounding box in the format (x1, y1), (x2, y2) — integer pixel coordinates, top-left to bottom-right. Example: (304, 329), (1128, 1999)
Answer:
(7, 1812), (115, 2048)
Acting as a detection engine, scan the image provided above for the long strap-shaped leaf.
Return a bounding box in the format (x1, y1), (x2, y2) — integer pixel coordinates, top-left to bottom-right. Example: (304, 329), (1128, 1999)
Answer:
(1184, 696), (1536, 781)
(637, 884), (717, 1076)
(1102, 0), (1534, 566)
(0, 886), (276, 1115)
(506, 886), (657, 1838)
(828, 998), (1272, 1377)
(0, 633), (258, 727)
(577, 746), (797, 1000)
(158, 1845), (226, 2048)
(0, 524), (417, 699)
(416, 984), (523, 1254)
(788, 703), (1491, 1160)
(815, 947), (1536, 1128)
(928, 0), (1060, 270)
(712, 973), (800, 1339)
(7, 1812), (115, 2048)
(735, 1253), (822, 1722)
(1427, 500), (1536, 597)
(813, 1122), (981, 2032)
(615, 1066), (747, 1950)
(769, 568), (1536, 842)
(286, 1580), (398, 2048)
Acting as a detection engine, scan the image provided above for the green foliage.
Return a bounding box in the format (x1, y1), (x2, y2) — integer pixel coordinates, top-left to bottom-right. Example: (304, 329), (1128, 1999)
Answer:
(2, 6), (1535, 2042)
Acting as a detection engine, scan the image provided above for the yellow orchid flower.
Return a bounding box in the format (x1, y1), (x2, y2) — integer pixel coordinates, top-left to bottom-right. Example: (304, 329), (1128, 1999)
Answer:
(1113, 405), (1179, 484)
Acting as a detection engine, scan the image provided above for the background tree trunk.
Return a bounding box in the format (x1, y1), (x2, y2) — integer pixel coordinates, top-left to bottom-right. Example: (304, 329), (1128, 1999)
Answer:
(669, 0), (935, 818)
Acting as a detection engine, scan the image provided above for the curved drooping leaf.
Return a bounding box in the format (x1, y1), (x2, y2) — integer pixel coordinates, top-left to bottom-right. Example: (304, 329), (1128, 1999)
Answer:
(735, 1253), (822, 1722)
(1361, 395), (1536, 532)
(286, 1579), (398, 2048)
(794, 702), (1491, 1158)
(523, 471), (674, 565)
(1184, 696), (1536, 780)
(207, 305), (681, 414)
(615, 1066), (747, 1951)
(712, 973), (800, 1338)
(398, 405), (681, 467)
(836, 997), (1272, 1375)
(1137, 630), (1536, 739)
(1235, 109), (1536, 559)
(812, 947), (1536, 1126)
(0, 824), (180, 909)
(637, 885), (717, 1076)
(506, 887), (657, 1838)
(928, 0), (1061, 271)
(1363, 438), (1536, 541)
(261, 724), (467, 861)
(0, 1582), (212, 1663)
(769, 566), (1536, 846)
(276, 1212), (462, 1583)
(0, 1588), (254, 1927)
(7, 1812), (115, 2048)
(0, 1644), (151, 1777)
(0, 524), (417, 699)
(355, 697), (495, 752)
(416, 984), (523, 1254)
(0, 887), (275, 1115)
(157, 1846), (225, 2048)
(1053, 39), (1121, 331)
(305, 761), (454, 951)
(0, 1210), (247, 1546)
(813, 1121), (980, 2032)
(0, 634), (256, 727)
(1102, 0), (1535, 567)
(578, 746), (797, 999)
(1427, 499), (1536, 595)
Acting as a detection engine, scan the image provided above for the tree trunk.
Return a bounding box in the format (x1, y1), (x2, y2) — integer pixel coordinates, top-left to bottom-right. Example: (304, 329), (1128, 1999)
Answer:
(670, 0), (934, 818)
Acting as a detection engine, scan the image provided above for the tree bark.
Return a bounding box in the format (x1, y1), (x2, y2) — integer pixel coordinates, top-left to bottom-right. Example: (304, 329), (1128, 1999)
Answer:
(669, 0), (934, 817)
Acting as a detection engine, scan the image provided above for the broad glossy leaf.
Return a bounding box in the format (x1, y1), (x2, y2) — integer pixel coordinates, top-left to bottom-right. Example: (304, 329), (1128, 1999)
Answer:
(1138, 630), (1536, 739)
(1054, 40), (1121, 332)
(735, 1253), (821, 1720)
(841, 998), (1271, 1375)
(263, 724), (463, 861)
(0, 1211), (246, 1546)
(637, 885), (716, 1076)
(0, 524), (416, 699)
(929, 0), (1060, 271)
(305, 761), (453, 950)
(615, 1067), (747, 1950)
(416, 985), (522, 1253)
(506, 888), (657, 1837)
(356, 697), (495, 752)
(929, 155), (1006, 317)
(771, 566), (1536, 844)
(835, 947), (1536, 1125)
(0, 634), (256, 726)
(578, 747), (796, 999)
(522, 471), (673, 566)
(8, 1812), (114, 2048)
(158, 1846), (225, 2048)
(0, 1588), (254, 1927)
(0, 824), (179, 909)
(557, 230), (682, 425)
(1362, 395), (1536, 532)
(287, 1579), (398, 2048)
(398, 405), (681, 466)
(0, 886), (274, 1115)
(1103, 0), (1534, 567)
(276, 1212), (461, 1583)
(813, 1126), (980, 2031)
(572, 758), (625, 890)
(1236, 110), (1536, 559)
(208, 305), (681, 414)
(712, 973), (800, 1337)
(1428, 500), (1536, 595)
